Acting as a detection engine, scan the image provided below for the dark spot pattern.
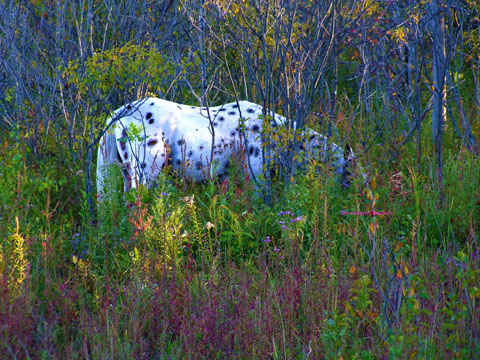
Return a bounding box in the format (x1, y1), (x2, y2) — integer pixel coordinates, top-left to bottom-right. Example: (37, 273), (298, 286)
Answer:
(196, 162), (203, 170)
(148, 139), (158, 147)
(188, 150), (193, 157)
(228, 111), (236, 116)
(218, 108), (226, 112)
(150, 102), (154, 106)
(219, 116), (225, 122)
(213, 122), (218, 127)
(176, 159), (182, 165)
(127, 104), (132, 110)
(148, 119), (154, 124)
(122, 129), (128, 137)
(124, 152), (128, 159)
(177, 139), (185, 145)
(119, 140), (126, 151)
(251, 124), (260, 133)
(232, 104), (239, 108)
(248, 145), (254, 155)
(140, 162), (147, 168)
(246, 108), (255, 114)
(199, 145), (204, 150)
(254, 147), (260, 157)
(230, 131), (236, 137)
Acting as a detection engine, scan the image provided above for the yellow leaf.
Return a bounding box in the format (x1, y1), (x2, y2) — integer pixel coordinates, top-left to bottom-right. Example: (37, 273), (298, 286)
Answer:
(396, 269), (403, 279)
(369, 222), (375, 234)
(349, 266), (357, 275)
(404, 265), (409, 276)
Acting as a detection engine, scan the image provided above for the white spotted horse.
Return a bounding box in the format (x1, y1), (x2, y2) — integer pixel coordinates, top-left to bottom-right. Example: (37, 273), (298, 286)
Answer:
(96, 97), (355, 197)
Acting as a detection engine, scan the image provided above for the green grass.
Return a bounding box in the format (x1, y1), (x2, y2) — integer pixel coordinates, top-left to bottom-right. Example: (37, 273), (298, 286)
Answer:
(0, 129), (479, 359)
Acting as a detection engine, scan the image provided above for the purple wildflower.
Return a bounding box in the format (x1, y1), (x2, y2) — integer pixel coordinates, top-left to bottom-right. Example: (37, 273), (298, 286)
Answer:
(290, 216), (302, 223)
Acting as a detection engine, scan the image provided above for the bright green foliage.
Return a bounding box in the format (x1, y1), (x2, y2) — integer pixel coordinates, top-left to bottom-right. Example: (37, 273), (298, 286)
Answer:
(63, 42), (186, 101)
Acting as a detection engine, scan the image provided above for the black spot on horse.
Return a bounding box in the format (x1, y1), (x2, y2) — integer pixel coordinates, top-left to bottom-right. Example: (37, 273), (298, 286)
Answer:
(248, 145), (254, 155)
(127, 104), (132, 110)
(246, 108), (255, 114)
(148, 119), (154, 124)
(228, 111), (236, 116)
(188, 150), (193, 157)
(124, 152), (128, 159)
(219, 116), (225, 122)
(230, 130), (236, 137)
(122, 129), (128, 138)
(150, 102), (154, 106)
(176, 159), (182, 165)
(119, 140), (126, 151)
(199, 145), (204, 150)
(177, 139), (185, 146)
(140, 162), (147, 169)
(213, 122), (218, 127)
(148, 139), (158, 147)
(232, 104), (239, 108)
(146, 112), (152, 120)
(218, 108), (226, 112)
(196, 162), (203, 170)
(254, 147), (260, 157)
(251, 124), (260, 133)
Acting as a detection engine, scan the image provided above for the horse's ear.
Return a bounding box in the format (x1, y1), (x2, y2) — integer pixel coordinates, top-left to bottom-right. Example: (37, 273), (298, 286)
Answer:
(344, 144), (354, 161)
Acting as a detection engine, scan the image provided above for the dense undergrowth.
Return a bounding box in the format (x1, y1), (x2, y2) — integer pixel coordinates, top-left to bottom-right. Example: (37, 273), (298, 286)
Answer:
(0, 126), (479, 359)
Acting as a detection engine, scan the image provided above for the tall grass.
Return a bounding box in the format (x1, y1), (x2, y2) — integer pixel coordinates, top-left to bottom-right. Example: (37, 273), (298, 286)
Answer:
(0, 128), (479, 359)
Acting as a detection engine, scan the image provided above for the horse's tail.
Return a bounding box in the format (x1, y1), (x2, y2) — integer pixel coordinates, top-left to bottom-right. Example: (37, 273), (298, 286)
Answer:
(96, 126), (119, 199)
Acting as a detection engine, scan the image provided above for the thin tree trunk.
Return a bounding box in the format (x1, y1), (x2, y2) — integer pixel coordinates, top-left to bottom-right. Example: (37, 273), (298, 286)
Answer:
(431, 0), (446, 201)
